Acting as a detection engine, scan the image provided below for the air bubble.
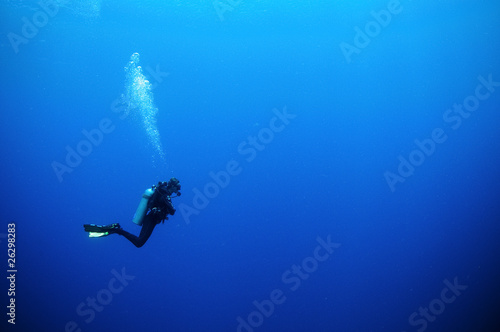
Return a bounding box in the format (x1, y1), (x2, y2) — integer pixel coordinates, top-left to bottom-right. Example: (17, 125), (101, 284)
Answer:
(124, 53), (166, 164)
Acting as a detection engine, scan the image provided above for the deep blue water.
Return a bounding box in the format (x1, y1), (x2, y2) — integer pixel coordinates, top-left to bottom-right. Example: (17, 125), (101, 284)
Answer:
(1, 1), (500, 331)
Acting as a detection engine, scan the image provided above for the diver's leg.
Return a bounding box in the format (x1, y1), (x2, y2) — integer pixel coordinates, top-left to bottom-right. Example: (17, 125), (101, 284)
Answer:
(114, 218), (156, 248)
(113, 228), (144, 248)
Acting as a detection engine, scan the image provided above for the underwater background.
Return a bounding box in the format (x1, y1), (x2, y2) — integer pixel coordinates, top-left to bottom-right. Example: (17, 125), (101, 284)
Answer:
(1, 0), (500, 331)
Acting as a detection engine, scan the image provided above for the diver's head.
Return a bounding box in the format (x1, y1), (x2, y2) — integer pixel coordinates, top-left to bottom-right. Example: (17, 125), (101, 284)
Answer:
(148, 178), (181, 223)
(156, 178), (181, 196)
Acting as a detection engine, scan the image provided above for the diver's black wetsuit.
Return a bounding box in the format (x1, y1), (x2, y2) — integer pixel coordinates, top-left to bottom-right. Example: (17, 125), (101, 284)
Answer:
(112, 214), (160, 248)
(84, 178), (180, 248)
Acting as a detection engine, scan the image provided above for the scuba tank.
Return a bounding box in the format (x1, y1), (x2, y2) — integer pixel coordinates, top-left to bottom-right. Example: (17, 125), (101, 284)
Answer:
(132, 187), (155, 226)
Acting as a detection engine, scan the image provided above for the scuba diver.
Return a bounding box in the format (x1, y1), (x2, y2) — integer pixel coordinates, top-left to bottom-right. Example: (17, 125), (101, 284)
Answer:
(83, 178), (181, 248)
